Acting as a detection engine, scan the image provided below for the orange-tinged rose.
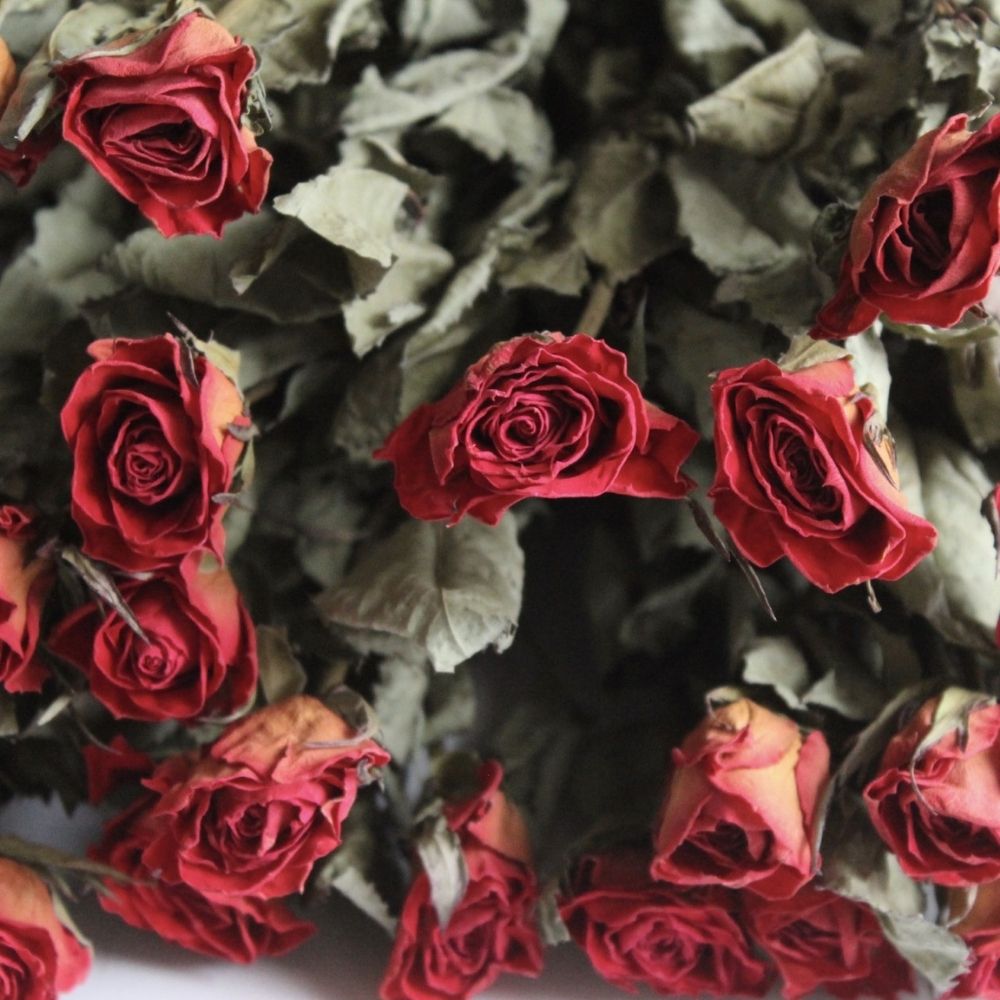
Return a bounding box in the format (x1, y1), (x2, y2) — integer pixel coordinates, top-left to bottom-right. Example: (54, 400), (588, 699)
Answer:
(0, 39), (16, 109)
(651, 698), (830, 899)
(0, 857), (91, 998)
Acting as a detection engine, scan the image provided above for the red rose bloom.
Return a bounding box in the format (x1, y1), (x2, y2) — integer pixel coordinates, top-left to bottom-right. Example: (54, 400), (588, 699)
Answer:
(82, 735), (154, 804)
(559, 848), (770, 997)
(0, 857), (91, 999)
(744, 883), (913, 1000)
(710, 358), (936, 592)
(55, 12), (271, 237)
(0, 506), (53, 694)
(93, 799), (315, 963)
(864, 695), (1000, 886)
(651, 698), (830, 900)
(380, 761), (543, 1000)
(61, 335), (247, 572)
(812, 114), (1000, 339)
(140, 695), (390, 900)
(375, 333), (698, 525)
(949, 881), (1000, 999)
(49, 551), (257, 723)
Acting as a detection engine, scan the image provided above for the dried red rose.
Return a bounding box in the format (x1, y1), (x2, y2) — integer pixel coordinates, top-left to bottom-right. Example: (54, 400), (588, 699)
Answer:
(55, 12), (271, 237)
(744, 883), (912, 1000)
(93, 798), (315, 964)
(49, 551), (257, 723)
(864, 694), (1000, 886)
(559, 847), (770, 997)
(0, 39), (58, 187)
(380, 761), (543, 1000)
(651, 698), (829, 900)
(61, 335), (247, 572)
(0, 506), (52, 694)
(709, 358), (936, 592)
(376, 333), (698, 525)
(0, 857), (91, 999)
(140, 695), (390, 900)
(812, 114), (1000, 339)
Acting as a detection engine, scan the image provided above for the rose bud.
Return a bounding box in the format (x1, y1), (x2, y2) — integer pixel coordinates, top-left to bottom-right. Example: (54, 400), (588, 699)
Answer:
(375, 332), (698, 525)
(559, 847), (770, 997)
(61, 334), (248, 572)
(140, 694), (390, 900)
(49, 551), (257, 723)
(92, 798), (315, 963)
(651, 698), (829, 900)
(709, 357), (936, 592)
(947, 881), (1000, 999)
(864, 691), (1000, 887)
(55, 11), (271, 237)
(812, 113), (1000, 340)
(0, 857), (91, 998)
(0, 39), (59, 187)
(82, 735), (154, 805)
(380, 761), (543, 1000)
(0, 506), (53, 694)
(744, 883), (913, 1000)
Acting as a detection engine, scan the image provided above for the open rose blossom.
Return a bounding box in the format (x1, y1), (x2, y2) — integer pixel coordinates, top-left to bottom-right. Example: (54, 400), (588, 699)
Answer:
(812, 114), (1000, 339)
(54, 11), (271, 237)
(380, 761), (543, 1000)
(710, 358), (937, 592)
(0, 506), (53, 694)
(0, 857), (91, 998)
(92, 798), (315, 963)
(651, 698), (829, 900)
(864, 693), (1000, 886)
(559, 847), (770, 997)
(61, 335), (248, 572)
(375, 333), (698, 525)
(744, 883), (912, 1000)
(140, 695), (390, 900)
(49, 551), (257, 723)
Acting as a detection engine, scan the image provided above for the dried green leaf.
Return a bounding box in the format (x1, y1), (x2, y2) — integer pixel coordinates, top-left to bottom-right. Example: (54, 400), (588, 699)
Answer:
(219, 0), (383, 91)
(415, 811), (468, 930)
(273, 166), (410, 290)
(371, 656), (429, 762)
(256, 625), (308, 704)
(741, 636), (810, 708)
(687, 31), (856, 158)
(318, 516), (524, 673)
(340, 31), (531, 136)
(568, 136), (677, 282)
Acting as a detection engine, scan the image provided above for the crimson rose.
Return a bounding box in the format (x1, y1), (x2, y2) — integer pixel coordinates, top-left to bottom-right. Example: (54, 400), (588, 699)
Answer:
(710, 358), (936, 592)
(812, 114), (1000, 339)
(375, 333), (698, 525)
(864, 694), (1000, 886)
(93, 799), (315, 963)
(49, 551), (257, 722)
(140, 695), (390, 899)
(55, 12), (271, 237)
(61, 335), (247, 572)
(380, 761), (543, 1000)
(651, 698), (829, 900)
(0, 506), (53, 694)
(0, 857), (91, 999)
(559, 848), (769, 997)
(744, 883), (912, 1000)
